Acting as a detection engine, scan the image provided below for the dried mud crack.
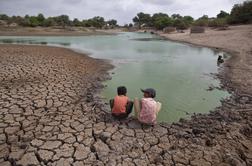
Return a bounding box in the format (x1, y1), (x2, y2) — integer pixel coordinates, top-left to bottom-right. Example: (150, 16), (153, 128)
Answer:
(0, 44), (251, 166)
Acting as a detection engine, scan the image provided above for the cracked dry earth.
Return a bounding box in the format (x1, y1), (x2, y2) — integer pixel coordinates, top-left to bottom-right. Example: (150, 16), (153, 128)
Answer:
(0, 44), (251, 166)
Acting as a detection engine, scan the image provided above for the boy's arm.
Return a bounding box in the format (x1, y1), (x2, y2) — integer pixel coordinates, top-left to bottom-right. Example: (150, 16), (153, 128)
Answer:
(156, 102), (162, 114)
(127, 96), (131, 103)
(109, 99), (114, 109)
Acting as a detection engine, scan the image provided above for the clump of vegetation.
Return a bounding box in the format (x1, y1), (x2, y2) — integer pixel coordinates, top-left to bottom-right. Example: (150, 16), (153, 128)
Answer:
(132, 0), (251, 30)
(0, 0), (251, 29)
(208, 18), (228, 28)
(193, 15), (209, 27)
(132, 12), (194, 30)
(0, 13), (118, 29)
(151, 13), (173, 30)
(228, 0), (252, 24)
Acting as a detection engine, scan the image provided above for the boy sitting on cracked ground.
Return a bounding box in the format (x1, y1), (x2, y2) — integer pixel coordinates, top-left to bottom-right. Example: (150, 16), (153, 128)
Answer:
(110, 86), (133, 120)
(134, 88), (162, 125)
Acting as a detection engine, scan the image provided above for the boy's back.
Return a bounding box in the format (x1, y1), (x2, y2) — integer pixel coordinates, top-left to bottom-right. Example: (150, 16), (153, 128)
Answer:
(139, 98), (157, 124)
(110, 86), (133, 119)
(112, 95), (128, 114)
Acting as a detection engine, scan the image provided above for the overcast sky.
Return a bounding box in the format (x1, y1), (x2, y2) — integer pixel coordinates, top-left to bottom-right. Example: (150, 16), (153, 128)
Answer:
(0, 0), (245, 25)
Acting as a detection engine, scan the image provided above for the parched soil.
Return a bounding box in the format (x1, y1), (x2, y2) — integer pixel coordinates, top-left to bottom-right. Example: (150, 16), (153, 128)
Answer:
(0, 27), (251, 166)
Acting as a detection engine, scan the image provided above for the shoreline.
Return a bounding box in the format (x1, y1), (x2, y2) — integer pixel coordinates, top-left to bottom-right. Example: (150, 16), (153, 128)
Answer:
(0, 25), (252, 165)
(157, 24), (252, 94)
(0, 27), (120, 36)
(158, 31), (236, 96)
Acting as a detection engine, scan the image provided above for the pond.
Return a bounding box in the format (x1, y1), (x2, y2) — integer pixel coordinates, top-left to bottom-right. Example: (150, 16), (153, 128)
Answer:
(0, 32), (230, 122)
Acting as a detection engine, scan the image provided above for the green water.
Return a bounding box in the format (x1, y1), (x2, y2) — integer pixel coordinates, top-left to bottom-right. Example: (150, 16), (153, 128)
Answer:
(0, 32), (230, 122)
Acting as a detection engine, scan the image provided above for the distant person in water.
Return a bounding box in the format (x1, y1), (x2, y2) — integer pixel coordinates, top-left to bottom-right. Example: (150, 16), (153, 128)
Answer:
(217, 55), (224, 64)
(134, 88), (162, 125)
(110, 86), (133, 119)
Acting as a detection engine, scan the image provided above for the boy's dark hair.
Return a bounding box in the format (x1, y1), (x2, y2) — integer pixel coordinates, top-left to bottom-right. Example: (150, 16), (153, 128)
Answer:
(117, 86), (127, 95)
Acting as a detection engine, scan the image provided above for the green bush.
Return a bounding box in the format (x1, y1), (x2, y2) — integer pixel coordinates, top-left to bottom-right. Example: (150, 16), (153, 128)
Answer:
(43, 17), (56, 27)
(228, 0), (252, 24)
(208, 18), (228, 27)
(194, 15), (209, 26)
(29, 16), (40, 27)
(154, 17), (173, 30)
(173, 19), (189, 29)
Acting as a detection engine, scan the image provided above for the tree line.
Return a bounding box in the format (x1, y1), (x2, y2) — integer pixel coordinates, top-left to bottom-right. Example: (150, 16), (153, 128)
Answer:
(0, 14), (118, 28)
(0, 0), (251, 29)
(132, 0), (252, 30)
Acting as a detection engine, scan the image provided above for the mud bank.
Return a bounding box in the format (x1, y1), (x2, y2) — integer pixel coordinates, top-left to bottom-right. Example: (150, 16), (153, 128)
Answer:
(0, 40), (251, 165)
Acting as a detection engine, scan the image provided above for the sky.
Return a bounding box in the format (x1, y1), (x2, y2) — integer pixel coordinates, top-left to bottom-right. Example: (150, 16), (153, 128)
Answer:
(0, 0), (245, 25)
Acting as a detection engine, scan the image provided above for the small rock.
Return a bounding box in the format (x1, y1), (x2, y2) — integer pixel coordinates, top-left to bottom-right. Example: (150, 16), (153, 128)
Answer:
(0, 161), (11, 166)
(38, 150), (54, 162)
(35, 99), (47, 108)
(17, 152), (39, 165)
(93, 139), (110, 159)
(55, 157), (73, 166)
(42, 126), (54, 132)
(53, 143), (74, 160)
(8, 150), (25, 161)
(4, 126), (19, 135)
(73, 161), (85, 166)
(41, 141), (62, 150)
(74, 144), (90, 160)
(119, 128), (135, 137)
(100, 132), (112, 142)
(31, 139), (44, 147)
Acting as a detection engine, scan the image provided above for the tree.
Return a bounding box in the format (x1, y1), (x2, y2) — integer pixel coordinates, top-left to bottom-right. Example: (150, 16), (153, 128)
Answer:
(73, 18), (82, 26)
(194, 15), (209, 26)
(29, 16), (39, 27)
(228, 0), (252, 24)
(0, 14), (9, 20)
(183, 16), (194, 25)
(198, 15), (209, 20)
(85, 16), (105, 28)
(92, 16), (105, 28)
(107, 19), (117, 27)
(153, 17), (173, 30)
(151, 13), (173, 30)
(43, 17), (56, 27)
(55, 15), (70, 27)
(37, 13), (45, 26)
(133, 12), (152, 28)
(123, 24), (128, 28)
(82, 20), (90, 27)
(24, 15), (29, 19)
(217, 10), (229, 18)
(173, 19), (188, 29)
(172, 16), (194, 29)
(152, 13), (169, 20)
(172, 14), (182, 19)
(208, 18), (228, 27)
(151, 13), (169, 26)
